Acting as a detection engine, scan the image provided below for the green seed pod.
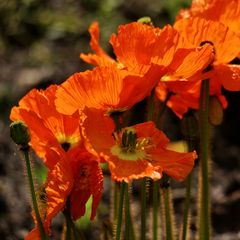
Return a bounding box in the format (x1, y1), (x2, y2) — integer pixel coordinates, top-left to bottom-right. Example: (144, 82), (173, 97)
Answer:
(209, 96), (223, 126)
(10, 121), (30, 148)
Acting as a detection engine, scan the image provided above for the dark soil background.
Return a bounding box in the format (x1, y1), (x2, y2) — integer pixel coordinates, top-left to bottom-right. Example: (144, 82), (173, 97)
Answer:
(0, 0), (239, 239)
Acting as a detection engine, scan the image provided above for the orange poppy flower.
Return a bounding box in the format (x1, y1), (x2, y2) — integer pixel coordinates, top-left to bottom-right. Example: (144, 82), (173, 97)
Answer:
(10, 85), (83, 169)
(155, 78), (227, 118)
(81, 21), (214, 77)
(55, 64), (164, 115)
(83, 108), (197, 182)
(177, 0), (240, 37)
(172, 16), (240, 91)
(156, 16), (240, 117)
(10, 85), (103, 239)
(109, 22), (214, 78)
(56, 21), (214, 116)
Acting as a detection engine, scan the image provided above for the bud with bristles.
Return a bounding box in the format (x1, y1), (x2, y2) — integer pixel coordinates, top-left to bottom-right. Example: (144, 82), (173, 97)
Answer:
(209, 96), (223, 126)
(10, 121), (30, 149)
(137, 16), (153, 26)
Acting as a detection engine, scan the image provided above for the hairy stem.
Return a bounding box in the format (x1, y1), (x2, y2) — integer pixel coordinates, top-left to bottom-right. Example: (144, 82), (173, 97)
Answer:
(23, 148), (47, 240)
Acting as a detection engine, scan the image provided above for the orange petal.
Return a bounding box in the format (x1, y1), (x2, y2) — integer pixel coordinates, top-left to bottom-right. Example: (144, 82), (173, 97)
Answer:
(83, 108), (115, 157)
(152, 149), (197, 181)
(166, 44), (214, 80)
(25, 156), (73, 240)
(110, 22), (158, 74)
(179, 0), (240, 37)
(80, 22), (115, 66)
(45, 156), (73, 223)
(133, 121), (169, 147)
(108, 155), (162, 182)
(69, 152), (103, 220)
(174, 17), (240, 64)
(214, 64), (240, 91)
(55, 67), (128, 114)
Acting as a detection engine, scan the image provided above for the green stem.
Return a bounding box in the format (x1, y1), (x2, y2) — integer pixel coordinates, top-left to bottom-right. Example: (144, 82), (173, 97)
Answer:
(153, 180), (160, 240)
(141, 178), (147, 240)
(198, 79), (210, 240)
(181, 113), (197, 240)
(182, 173), (192, 240)
(113, 182), (120, 221)
(163, 187), (173, 240)
(115, 181), (126, 240)
(63, 199), (79, 240)
(64, 210), (72, 240)
(23, 148), (47, 240)
(160, 175), (174, 240)
(125, 184), (131, 240)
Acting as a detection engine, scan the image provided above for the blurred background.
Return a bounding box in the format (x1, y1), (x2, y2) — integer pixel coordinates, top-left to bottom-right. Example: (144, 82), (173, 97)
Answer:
(0, 0), (240, 239)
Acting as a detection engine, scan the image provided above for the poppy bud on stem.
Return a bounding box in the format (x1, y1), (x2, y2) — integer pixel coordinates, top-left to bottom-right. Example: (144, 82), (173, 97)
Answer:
(10, 121), (48, 240)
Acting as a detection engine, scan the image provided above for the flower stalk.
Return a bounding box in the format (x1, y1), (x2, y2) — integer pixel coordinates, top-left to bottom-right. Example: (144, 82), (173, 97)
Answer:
(161, 175), (175, 240)
(181, 113), (198, 240)
(198, 79), (211, 240)
(23, 149), (48, 240)
(115, 181), (127, 240)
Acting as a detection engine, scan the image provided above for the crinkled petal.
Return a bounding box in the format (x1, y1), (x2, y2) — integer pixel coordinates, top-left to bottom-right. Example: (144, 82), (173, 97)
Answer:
(214, 64), (240, 91)
(80, 22), (115, 66)
(174, 17), (240, 64)
(152, 149), (197, 181)
(69, 153), (103, 220)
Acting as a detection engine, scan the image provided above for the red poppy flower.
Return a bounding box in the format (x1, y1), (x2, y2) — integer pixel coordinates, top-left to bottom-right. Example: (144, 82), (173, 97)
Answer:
(83, 108), (197, 182)
(25, 150), (103, 240)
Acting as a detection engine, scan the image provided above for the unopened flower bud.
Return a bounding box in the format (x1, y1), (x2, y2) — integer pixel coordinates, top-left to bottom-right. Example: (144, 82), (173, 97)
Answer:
(10, 121), (30, 149)
(137, 17), (153, 26)
(209, 96), (223, 126)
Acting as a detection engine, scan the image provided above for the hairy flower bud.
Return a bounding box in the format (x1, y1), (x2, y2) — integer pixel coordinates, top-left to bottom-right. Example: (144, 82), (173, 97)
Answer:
(10, 121), (30, 149)
(209, 96), (223, 126)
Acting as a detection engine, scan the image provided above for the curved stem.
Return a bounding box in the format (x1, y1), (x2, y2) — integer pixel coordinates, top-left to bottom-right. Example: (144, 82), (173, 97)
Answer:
(23, 148), (47, 240)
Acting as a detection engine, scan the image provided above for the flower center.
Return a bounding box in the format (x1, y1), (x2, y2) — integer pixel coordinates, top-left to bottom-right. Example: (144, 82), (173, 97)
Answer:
(111, 127), (152, 161)
(57, 133), (81, 152)
(61, 142), (71, 152)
